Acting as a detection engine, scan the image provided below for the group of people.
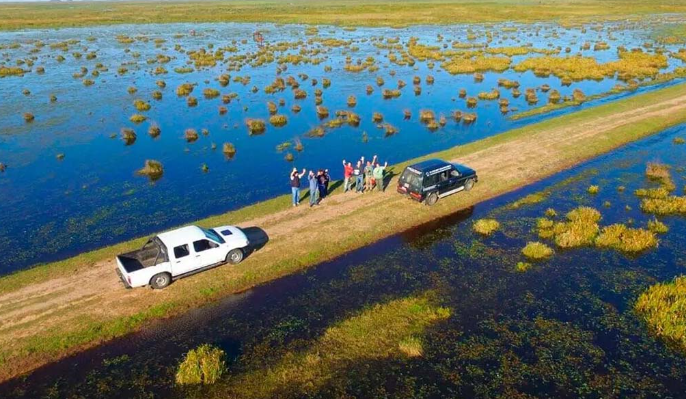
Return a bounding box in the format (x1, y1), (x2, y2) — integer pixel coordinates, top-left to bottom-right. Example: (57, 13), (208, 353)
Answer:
(289, 155), (388, 208)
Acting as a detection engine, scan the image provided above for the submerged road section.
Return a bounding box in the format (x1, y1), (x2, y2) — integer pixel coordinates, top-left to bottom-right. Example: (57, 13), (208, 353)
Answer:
(3, 82), (686, 381)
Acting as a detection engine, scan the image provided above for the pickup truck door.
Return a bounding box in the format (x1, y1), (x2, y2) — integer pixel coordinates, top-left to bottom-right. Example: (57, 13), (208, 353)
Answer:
(170, 244), (197, 276)
(192, 239), (224, 267)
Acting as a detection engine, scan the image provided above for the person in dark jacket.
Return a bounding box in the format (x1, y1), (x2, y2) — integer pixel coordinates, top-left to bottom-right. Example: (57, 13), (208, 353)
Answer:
(317, 169), (328, 202)
(290, 167), (306, 207)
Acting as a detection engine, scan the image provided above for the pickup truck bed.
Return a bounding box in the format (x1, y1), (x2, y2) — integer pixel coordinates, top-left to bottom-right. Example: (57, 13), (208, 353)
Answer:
(117, 237), (168, 273)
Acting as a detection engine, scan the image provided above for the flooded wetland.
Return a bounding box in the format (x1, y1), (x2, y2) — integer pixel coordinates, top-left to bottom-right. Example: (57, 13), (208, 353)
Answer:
(3, 18), (686, 272)
(3, 3), (686, 397)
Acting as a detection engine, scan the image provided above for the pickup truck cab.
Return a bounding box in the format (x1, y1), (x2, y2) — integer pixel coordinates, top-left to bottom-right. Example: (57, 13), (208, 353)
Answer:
(397, 159), (478, 206)
(116, 225), (250, 289)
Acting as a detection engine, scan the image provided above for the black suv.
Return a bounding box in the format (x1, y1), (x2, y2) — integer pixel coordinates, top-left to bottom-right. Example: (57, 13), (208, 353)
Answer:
(397, 159), (478, 205)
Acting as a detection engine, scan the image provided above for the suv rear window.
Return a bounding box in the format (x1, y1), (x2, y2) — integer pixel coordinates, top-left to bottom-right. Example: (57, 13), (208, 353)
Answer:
(399, 168), (423, 191)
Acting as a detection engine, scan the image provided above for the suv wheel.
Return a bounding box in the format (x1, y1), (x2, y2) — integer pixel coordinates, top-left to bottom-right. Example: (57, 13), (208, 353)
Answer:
(464, 178), (475, 191)
(226, 248), (244, 264)
(150, 273), (171, 289)
(425, 192), (439, 206)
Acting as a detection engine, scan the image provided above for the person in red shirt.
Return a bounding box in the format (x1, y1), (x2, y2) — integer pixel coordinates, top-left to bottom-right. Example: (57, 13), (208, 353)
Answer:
(342, 160), (354, 192)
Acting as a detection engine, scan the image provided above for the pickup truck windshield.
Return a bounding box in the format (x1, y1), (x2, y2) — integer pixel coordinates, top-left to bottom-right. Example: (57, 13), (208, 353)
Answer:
(202, 228), (226, 244)
(399, 168), (423, 191)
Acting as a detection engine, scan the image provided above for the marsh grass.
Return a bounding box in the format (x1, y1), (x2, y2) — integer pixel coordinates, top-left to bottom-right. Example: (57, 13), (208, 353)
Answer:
(398, 336), (423, 357)
(269, 114), (288, 127)
(595, 224), (657, 252)
(148, 124), (161, 138)
(187, 96), (198, 107)
(23, 113), (35, 123)
(515, 261), (533, 272)
(382, 89), (401, 99)
(636, 277), (686, 352)
(647, 218), (669, 234)
(175, 344), (226, 385)
(184, 128), (199, 142)
(203, 88), (220, 99)
(136, 160), (164, 180)
(176, 83), (194, 97)
(134, 99), (151, 112)
(316, 106), (329, 118)
(247, 119), (266, 135)
(473, 219), (500, 235)
(522, 241), (554, 259)
(587, 185), (599, 194)
(130, 114), (147, 123)
(121, 128), (136, 145)
(674, 137), (686, 144)
(222, 142), (236, 158)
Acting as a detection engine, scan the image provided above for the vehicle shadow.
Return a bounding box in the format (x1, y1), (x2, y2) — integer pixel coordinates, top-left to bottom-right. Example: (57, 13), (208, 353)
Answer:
(242, 226), (269, 258)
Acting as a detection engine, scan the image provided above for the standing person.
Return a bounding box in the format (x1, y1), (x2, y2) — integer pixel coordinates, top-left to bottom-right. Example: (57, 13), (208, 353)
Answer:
(317, 169), (328, 202)
(324, 169), (331, 193)
(342, 160), (354, 192)
(308, 170), (319, 207)
(290, 167), (306, 207)
(373, 160), (388, 192)
(363, 156), (376, 193)
(354, 160), (363, 193)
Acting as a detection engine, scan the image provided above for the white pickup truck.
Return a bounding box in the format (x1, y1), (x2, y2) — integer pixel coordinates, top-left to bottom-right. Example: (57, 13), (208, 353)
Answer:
(116, 225), (250, 289)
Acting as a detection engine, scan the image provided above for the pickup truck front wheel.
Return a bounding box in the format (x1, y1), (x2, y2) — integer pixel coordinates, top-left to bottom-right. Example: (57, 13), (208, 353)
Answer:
(226, 248), (244, 264)
(150, 272), (171, 289)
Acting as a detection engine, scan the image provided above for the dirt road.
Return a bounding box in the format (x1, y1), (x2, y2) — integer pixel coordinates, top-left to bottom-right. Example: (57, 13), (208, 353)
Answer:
(2, 88), (686, 381)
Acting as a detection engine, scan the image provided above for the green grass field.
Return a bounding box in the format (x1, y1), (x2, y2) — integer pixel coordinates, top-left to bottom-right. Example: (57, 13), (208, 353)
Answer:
(1, 0), (686, 30)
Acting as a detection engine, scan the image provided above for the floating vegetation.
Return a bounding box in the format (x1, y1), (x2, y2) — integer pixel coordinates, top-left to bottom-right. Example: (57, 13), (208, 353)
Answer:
(382, 89), (401, 99)
(674, 137), (686, 144)
(316, 105), (329, 118)
(442, 55), (511, 74)
(462, 113), (477, 123)
(545, 206), (601, 248)
(414, 86), (421, 95)
(306, 127), (325, 138)
(184, 128), (199, 142)
(548, 90), (561, 104)
(175, 344), (226, 385)
(478, 89), (500, 100)
(473, 219), (500, 235)
(148, 123), (161, 138)
(203, 88), (220, 98)
(647, 218), (669, 234)
(466, 97), (478, 107)
(0, 66), (25, 77)
(269, 114), (288, 127)
(23, 112), (35, 123)
(515, 261), (533, 272)
(291, 104), (301, 113)
(293, 89), (307, 99)
(152, 91), (162, 100)
(522, 241), (554, 259)
(347, 95), (357, 107)
(284, 152), (294, 162)
(372, 112), (383, 123)
(136, 159), (164, 181)
(635, 277), (686, 352)
(595, 224), (657, 252)
(222, 142), (236, 158)
(509, 191), (549, 209)
(134, 99), (151, 112)
(398, 336), (423, 357)
(129, 114), (146, 123)
(187, 96), (198, 107)
(587, 185), (599, 194)
(383, 123), (399, 137)
(419, 109), (436, 123)
(121, 128), (136, 145)
(176, 83), (194, 96)
(246, 119), (266, 135)
(218, 106), (227, 115)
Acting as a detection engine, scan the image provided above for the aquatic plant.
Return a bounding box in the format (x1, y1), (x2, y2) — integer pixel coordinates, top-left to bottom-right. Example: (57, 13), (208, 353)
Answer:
(222, 142), (236, 158)
(545, 208), (557, 217)
(647, 218), (669, 234)
(187, 96), (198, 107)
(184, 128), (199, 142)
(478, 90), (500, 100)
(382, 89), (401, 99)
(129, 114), (146, 123)
(458, 89), (467, 98)
(23, 112), (35, 123)
(522, 241), (554, 260)
(473, 219), (500, 235)
(347, 95), (357, 107)
(398, 336), (423, 357)
(218, 106), (227, 115)
(635, 277), (686, 352)
(291, 104), (301, 113)
(466, 97), (478, 107)
(316, 106), (329, 118)
(203, 88), (220, 99)
(376, 76), (384, 86)
(284, 153), (294, 162)
(372, 112), (383, 123)
(176, 83), (194, 96)
(293, 89), (307, 99)
(442, 55), (511, 74)
(674, 137), (686, 144)
(515, 261), (533, 272)
(156, 80), (166, 88)
(246, 119), (266, 135)
(148, 123), (161, 138)
(269, 114), (288, 127)
(121, 128), (136, 145)
(175, 344), (226, 385)
(419, 109), (435, 123)
(640, 196), (686, 215)
(136, 160), (164, 180)
(152, 91), (163, 100)
(548, 90), (561, 104)
(127, 86), (137, 94)
(587, 185), (599, 194)
(383, 124), (399, 137)
(134, 99), (151, 112)
(595, 224), (657, 252)
(462, 113), (477, 123)
(0, 66), (25, 77)
(572, 89), (586, 102)
(634, 187), (669, 199)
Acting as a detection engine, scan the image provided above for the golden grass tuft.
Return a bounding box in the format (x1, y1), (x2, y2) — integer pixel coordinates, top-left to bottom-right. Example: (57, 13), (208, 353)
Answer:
(175, 344), (226, 385)
(184, 128), (199, 142)
(246, 119), (266, 135)
(647, 218), (669, 234)
(136, 159), (164, 180)
(129, 114), (146, 123)
(134, 99), (151, 112)
(515, 261), (533, 272)
(23, 112), (35, 123)
(635, 277), (686, 352)
(316, 106), (329, 118)
(472, 219), (500, 235)
(522, 241), (554, 260)
(398, 336), (423, 357)
(148, 123), (161, 138)
(121, 128), (136, 145)
(382, 89), (401, 99)
(176, 83), (194, 96)
(269, 114), (288, 127)
(587, 185), (599, 194)
(222, 142), (236, 158)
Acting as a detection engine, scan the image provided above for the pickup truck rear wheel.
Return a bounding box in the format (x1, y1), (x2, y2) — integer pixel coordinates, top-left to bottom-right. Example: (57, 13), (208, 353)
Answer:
(150, 273), (171, 289)
(226, 248), (244, 264)
(464, 178), (475, 191)
(425, 192), (439, 206)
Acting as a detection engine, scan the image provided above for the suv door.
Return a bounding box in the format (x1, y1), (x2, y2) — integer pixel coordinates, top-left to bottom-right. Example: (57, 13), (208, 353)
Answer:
(437, 169), (456, 195)
(192, 239), (223, 266)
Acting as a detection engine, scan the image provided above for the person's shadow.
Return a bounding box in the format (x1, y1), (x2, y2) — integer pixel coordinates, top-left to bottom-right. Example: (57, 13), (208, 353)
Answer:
(241, 227), (269, 258)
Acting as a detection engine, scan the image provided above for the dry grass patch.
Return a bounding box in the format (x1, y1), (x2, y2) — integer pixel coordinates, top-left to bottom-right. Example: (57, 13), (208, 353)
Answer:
(635, 277), (686, 352)
(472, 218), (500, 235)
(522, 241), (554, 260)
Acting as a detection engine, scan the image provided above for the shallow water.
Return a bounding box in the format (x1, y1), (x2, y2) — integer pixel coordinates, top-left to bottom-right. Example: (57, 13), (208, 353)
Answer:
(2, 121), (685, 398)
(0, 20), (685, 273)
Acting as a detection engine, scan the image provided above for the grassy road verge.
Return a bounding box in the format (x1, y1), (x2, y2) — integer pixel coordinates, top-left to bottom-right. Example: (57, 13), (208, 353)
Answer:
(1, 0), (686, 31)
(3, 83), (686, 382)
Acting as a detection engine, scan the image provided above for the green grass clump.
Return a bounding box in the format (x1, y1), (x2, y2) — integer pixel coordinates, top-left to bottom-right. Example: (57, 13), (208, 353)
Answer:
(648, 218), (669, 234)
(398, 336), (423, 357)
(635, 276), (686, 352)
(136, 160), (164, 180)
(129, 114), (146, 123)
(175, 344), (226, 385)
(133, 99), (151, 112)
(522, 241), (554, 260)
(587, 185), (599, 194)
(269, 114), (288, 127)
(472, 219), (500, 235)
(537, 206), (601, 248)
(515, 261), (533, 272)
(634, 187), (669, 199)
(641, 196), (686, 215)
(595, 224), (657, 252)
(509, 191), (548, 209)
